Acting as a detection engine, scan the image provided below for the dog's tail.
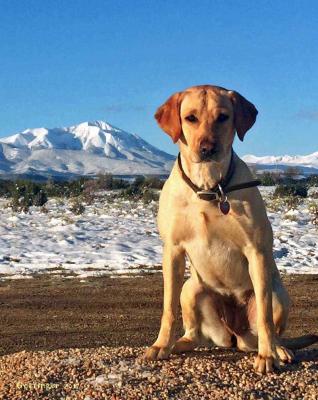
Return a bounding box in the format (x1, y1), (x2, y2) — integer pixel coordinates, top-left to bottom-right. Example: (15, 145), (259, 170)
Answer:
(279, 334), (318, 350)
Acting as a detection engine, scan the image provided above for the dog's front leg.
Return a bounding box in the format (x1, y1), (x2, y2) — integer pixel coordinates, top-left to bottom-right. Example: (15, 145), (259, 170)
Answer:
(143, 243), (185, 360)
(246, 247), (279, 374)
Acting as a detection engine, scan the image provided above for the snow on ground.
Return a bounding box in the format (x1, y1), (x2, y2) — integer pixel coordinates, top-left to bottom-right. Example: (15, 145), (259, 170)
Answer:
(0, 187), (317, 280)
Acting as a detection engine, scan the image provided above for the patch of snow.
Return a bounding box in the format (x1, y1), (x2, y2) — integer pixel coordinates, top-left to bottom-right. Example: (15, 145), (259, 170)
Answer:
(0, 187), (317, 280)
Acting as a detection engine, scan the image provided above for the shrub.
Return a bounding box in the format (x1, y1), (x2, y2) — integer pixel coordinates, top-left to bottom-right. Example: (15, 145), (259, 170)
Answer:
(0, 179), (13, 197)
(283, 196), (302, 210)
(143, 176), (165, 189)
(260, 172), (276, 186)
(40, 205), (49, 214)
(273, 184), (308, 198)
(282, 213), (298, 222)
(142, 189), (159, 204)
(111, 178), (129, 189)
(132, 176), (146, 189)
(310, 191), (318, 199)
(285, 166), (301, 179)
(33, 190), (48, 206)
(96, 173), (114, 189)
(120, 186), (141, 198)
(307, 175), (318, 187)
(10, 180), (48, 212)
(308, 202), (318, 225)
(266, 198), (285, 212)
(69, 197), (85, 215)
(85, 174), (129, 191)
(82, 180), (98, 204)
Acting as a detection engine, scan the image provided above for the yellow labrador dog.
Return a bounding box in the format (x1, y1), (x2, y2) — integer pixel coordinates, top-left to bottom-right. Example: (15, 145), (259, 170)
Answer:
(143, 85), (318, 374)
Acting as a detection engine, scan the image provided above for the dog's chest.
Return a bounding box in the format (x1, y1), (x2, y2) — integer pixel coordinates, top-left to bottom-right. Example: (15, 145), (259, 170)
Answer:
(180, 202), (251, 291)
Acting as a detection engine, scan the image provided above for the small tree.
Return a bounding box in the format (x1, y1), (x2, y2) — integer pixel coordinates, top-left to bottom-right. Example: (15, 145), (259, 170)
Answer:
(96, 173), (114, 190)
(261, 172), (276, 186)
(10, 180), (48, 212)
(285, 166), (301, 180)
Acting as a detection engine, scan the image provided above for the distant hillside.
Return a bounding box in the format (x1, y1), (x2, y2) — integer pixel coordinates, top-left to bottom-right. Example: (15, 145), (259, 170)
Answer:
(0, 120), (175, 179)
(0, 121), (316, 179)
(242, 152), (318, 175)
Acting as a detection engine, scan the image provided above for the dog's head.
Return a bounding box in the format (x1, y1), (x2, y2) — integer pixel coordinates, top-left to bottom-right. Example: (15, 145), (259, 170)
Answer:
(155, 85), (258, 163)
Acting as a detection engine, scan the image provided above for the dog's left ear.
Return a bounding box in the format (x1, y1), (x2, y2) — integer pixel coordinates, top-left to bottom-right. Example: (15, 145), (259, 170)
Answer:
(229, 91), (258, 141)
(154, 92), (184, 143)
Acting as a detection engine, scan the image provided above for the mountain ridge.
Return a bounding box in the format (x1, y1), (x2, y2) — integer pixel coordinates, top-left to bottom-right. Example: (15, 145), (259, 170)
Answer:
(0, 120), (175, 178)
(0, 121), (317, 178)
(242, 152), (318, 169)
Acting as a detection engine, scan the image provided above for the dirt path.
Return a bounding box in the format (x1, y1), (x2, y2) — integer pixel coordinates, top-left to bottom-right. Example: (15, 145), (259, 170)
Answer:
(0, 274), (317, 356)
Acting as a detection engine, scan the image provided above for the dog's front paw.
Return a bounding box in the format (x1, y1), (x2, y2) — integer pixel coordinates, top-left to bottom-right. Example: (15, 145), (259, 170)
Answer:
(253, 351), (280, 374)
(142, 345), (172, 361)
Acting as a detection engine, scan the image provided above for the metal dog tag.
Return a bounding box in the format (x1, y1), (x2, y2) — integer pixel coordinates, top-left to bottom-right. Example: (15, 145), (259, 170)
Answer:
(219, 200), (230, 215)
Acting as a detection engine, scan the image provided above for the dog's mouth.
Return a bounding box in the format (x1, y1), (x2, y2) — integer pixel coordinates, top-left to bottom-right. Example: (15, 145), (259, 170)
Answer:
(185, 144), (225, 164)
(191, 148), (220, 163)
(200, 150), (219, 162)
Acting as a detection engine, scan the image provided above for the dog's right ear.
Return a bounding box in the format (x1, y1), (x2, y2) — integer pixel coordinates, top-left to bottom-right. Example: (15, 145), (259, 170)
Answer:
(229, 90), (258, 141)
(154, 92), (183, 143)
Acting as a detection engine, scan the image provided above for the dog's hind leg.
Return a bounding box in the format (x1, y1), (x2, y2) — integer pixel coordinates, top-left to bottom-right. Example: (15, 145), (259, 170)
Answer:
(174, 274), (235, 352)
(199, 293), (234, 348)
(175, 277), (255, 353)
(172, 277), (202, 353)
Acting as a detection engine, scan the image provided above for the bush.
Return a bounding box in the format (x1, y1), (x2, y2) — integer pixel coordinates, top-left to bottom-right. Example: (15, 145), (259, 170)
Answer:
(283, 196), (302, 210)
(143, 176), (164, 190)
(132, 176), (146, 189)
(308, 202), (318, 225)
(69, 197), (85, 215)
(120, 186), (142, 198)
(285, 166), (301, 179)
(306, 175), (318, 187)
(260, 172), (276, 186)
(10, 180), (48, 212)
(33, 190), (48, 206)
(310, 191), (318, 199)
(266, 198), (285, 212)
(82, 180), (98, 204)
(142, 189), (159, 204)
(273, 184), (308, 198)
(0, 179), (13, 197)
(111, 178), (129, 189)
(96, 173), (114, 189)
(85, 174), (129, 191)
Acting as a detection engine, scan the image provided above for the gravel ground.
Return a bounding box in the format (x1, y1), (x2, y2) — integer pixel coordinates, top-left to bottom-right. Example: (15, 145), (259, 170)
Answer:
(0, 275), (317, 399)
(0, 346), (317, 399)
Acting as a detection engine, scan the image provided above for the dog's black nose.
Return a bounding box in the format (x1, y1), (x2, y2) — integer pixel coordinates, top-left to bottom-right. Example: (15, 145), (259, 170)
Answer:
(199, 146), (216, 161)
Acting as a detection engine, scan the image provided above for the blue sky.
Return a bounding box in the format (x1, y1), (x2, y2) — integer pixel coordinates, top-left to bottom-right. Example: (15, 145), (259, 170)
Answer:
(0, 0), (317, 156)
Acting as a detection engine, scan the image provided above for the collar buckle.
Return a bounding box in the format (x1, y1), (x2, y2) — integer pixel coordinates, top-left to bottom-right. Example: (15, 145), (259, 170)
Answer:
(197, 190), (219, 201)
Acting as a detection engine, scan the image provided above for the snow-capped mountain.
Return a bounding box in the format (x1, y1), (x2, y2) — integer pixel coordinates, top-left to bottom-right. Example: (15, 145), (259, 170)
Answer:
(242, 152), (318, 175)
(0, 120), (316, 179)
(0, 121), (175, 178)
(242, 152), (318, 168)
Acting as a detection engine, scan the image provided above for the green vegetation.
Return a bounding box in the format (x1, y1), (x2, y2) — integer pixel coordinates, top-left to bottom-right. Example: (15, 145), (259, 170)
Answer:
(273, 184), (308, 199)
(0, 174), (165, 212)
(259, 172), (280, 186)
(1, 171), (317, 213)
(9, 181), (48, 212)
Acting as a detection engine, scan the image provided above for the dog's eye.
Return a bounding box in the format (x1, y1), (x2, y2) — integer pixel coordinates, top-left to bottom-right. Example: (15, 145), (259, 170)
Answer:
(217, 113), (229, 123)
(185, 114), (198, 123)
